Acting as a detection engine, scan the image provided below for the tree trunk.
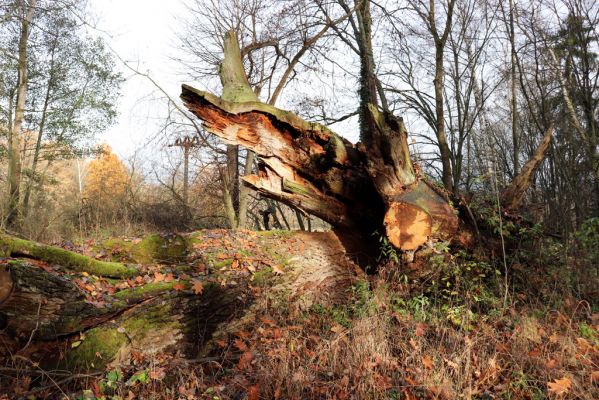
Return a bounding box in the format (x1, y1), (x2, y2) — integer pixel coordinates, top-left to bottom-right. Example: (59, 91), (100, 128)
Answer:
(0, 230), (361, 374)
(181, 30), (461, 252)
(6, 0), (36, 228)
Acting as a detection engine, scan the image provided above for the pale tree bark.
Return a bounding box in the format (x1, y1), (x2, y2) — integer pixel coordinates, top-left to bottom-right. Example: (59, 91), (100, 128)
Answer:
(508, 0), (520, 176)
(407, 0), (457, 193)
(6, 0), (36, 228)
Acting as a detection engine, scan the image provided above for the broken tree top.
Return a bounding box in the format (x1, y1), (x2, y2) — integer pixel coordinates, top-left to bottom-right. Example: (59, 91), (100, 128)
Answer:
(181, 30), (549, 251)
(180, 30), (458, 251)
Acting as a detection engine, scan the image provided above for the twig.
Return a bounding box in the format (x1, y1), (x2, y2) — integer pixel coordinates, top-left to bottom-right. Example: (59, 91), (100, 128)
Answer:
(19, 300), (42, 352)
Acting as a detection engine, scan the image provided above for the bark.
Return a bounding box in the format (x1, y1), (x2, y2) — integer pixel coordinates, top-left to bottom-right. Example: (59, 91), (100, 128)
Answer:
(508, 0), (520, 177)
(0, 259), (243, 372)
(6, 0), (36, 228)
(0, 232), (137, 278)
(181, 30), (459, 252)
(501, 124), (554, 210)
(427, 0), (456, 193)
(0, 231), (361, 374)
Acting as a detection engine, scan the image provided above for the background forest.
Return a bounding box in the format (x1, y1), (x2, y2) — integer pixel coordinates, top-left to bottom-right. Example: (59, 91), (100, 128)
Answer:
(0, 0), (598, 399)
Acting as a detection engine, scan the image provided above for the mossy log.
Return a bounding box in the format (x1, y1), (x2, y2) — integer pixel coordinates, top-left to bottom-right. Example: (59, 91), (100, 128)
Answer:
(0, 259), (246, 372)
(101, 234), (188, 264)
(181, 31), (459, 252)
(0, 232), (137, 278)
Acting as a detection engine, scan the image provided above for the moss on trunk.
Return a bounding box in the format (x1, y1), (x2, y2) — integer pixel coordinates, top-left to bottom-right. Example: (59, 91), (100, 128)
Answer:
(102, 234), (188, 265)
(0, 233), (137, 278)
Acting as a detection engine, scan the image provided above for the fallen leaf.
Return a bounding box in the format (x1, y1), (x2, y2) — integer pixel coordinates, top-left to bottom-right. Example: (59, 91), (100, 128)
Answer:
(260, 316), (276, 326)
(154, 272), (165, 283)
(135, 276), (144, 284)
(422, 356), (433, 370)
(149, 367), (166, 381)
(231, 259), (239, 269)
(237, 351), (254, 370)
(414, 322), (427, 337)
(546, 358), (558, 369)
(192, 279), (203, 295)
(164, 273), (174, 282)
(173, 282), (185, 291)
(71, 340), (82, 348)
(234, 338), (248, 352)
(247, 384), (260, 400)
(272, 265), (284, 274)
(547, 377), (572, 395)
(591, 370), (599, 384)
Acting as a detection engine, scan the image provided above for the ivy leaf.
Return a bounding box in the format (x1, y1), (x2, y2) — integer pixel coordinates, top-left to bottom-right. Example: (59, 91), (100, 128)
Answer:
(127, 370), (149, 385)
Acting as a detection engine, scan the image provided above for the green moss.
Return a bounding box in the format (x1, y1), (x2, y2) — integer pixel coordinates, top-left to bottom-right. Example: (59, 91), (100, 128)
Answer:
(0, 233), (137, 278)
(252, 267), (273, 285)
(65, 327), (128, 371)
(102, 234), (188, 264)
(66, 302), (181, 372)
(113, 282), (178, 303)
(212, 258), (233, 268)
(255, 230), (293, 238)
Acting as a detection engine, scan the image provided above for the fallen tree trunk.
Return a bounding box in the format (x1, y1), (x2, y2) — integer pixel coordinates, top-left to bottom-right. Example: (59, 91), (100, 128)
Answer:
(181, 31), (460, 253)
(0, 232), (137, 278)
(181, 31), (553, 253)
(0, 230), (360, 375)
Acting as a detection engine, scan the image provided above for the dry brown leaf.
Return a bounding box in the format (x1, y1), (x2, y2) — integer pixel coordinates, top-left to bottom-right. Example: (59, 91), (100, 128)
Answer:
(234, 338), (248, 352)
(591, 370), (599, 384)
(260, 316), (276, 326)
(173, 282), (185, 291)
(272, 265), (284, 274)
(149, 367), (166, 381)
(192, 279), (203, 295)
(237, 351), (254, 370)
(154, 272), (165, 283)
(247, 385), (260, 400)
(164, 273), (174, 282)
(547, 377), (572, 395)
(231, 259), (239, 269)
(422, 356), (433, 370)
(414, 322), (427, 337)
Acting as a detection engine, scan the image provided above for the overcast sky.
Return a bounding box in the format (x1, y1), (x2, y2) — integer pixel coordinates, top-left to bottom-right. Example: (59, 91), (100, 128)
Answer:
(90, 0), (188, 158)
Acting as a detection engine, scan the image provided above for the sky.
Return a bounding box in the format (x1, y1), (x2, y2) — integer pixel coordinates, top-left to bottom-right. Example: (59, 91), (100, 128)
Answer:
(89, 0), (188, 159)
(88, 0), (362, 161)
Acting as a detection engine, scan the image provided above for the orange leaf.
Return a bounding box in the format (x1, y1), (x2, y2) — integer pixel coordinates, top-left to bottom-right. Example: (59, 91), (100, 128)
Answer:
(154, 272), (165, 283)
(234, 338), (248, 352)
(247, 384), (260, 400)
(231, 259), (240, 269)
(422, 356), (433, 370)
(259, 316), (276, 326)
(272, 265), (284, 274)
(414, 322), (427, 337)
(547, 377), (572, 395)
(237, 351), (254, 370)
(192, 279), (203, 295)
(173, 282), (185, 291)
(149, 367), (166, 381)
(164, 273), (174, 282)
(546, 358), (558, 369)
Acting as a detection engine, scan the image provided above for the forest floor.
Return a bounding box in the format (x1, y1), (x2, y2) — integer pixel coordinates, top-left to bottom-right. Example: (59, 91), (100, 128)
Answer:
(0, 229), (598, 399)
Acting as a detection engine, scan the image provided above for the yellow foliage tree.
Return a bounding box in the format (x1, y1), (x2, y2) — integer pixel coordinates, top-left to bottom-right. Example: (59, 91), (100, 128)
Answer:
(83, 144), (129, 222)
